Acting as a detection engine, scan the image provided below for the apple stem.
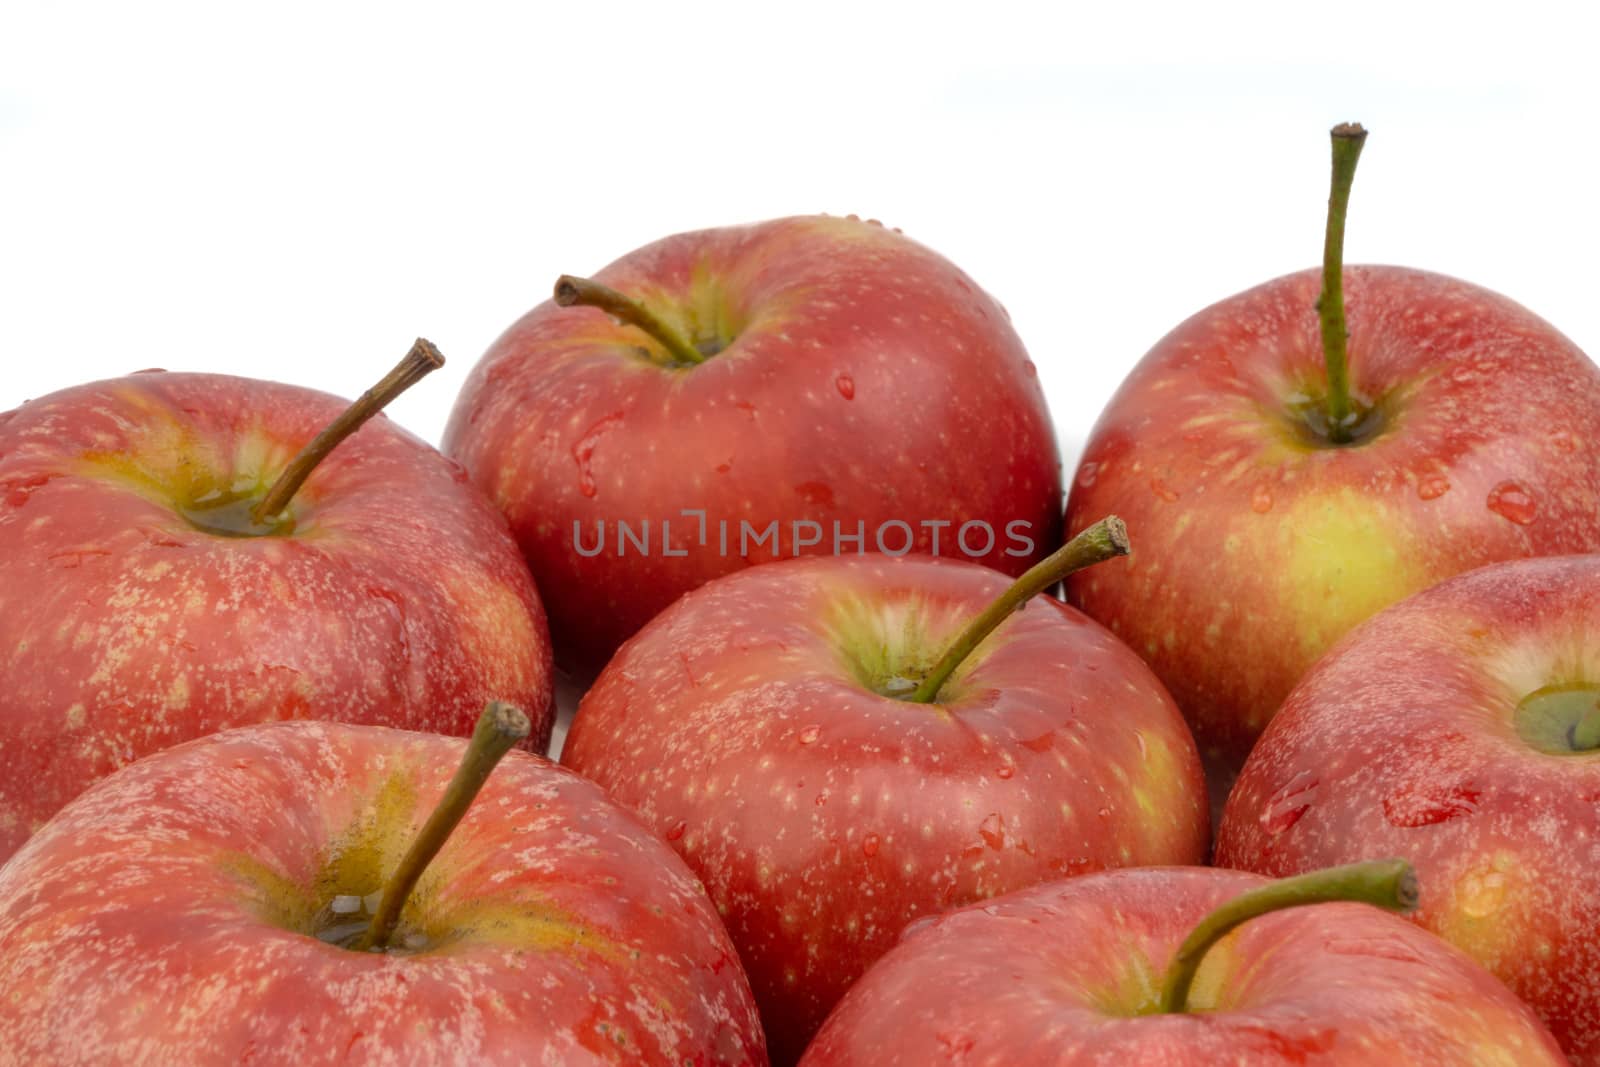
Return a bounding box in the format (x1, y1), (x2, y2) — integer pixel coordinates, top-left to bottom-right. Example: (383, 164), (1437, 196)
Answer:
(354, 701), (531, 953)
(904, 516), (1130, 704)
(1316, 122), (1368, 445)
(251, 338), (445, 524)
(1158, 859), (1418, 1014)
(554, 275), (706, 367)
(1573, 707), (1600, 751)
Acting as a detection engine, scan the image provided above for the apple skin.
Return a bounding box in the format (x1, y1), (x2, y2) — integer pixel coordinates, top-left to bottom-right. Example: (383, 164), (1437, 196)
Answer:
(561, 553), (1208, 1065)
(1064, 266), (1600, 771)
(1215, 554), (1600, 1063)
(0, 371), (554, 863)
(0, 719), (767, 1066)
(443, 214), (1062, 676)
(799, 867), (1566, 1066)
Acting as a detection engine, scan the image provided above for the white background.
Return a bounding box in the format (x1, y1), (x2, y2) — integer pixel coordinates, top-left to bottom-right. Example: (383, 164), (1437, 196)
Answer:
(3, 1), (1597, 473)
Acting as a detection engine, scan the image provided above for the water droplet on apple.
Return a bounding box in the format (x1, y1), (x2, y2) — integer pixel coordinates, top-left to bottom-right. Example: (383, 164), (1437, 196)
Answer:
(2, 472), (55, 508)
(1382, 782), (1480, 828)
(665, 818), (687, 842)
(1024, 359), (1038, 378)
(1259, 770), (1318, 835)
(835, 374), (855, 400)
(1418, 475), (1451, 501)
(978, 813), (1005, 850)
(1149, 477), (1179, 503)
(1076, 462), (1099, 489)
(1549, 430), (1579, 454)
(570, 412), (625, 500)
(1459, 868), (1509, 918)
(861, 833), (881, 857)
(798, 725), (822, 745)
(1250, 484), (1274, 514)
(880, 675), (917, 697)
(899, 914), (936, 941)
(995, 764), (1015, 780)
(1487, 480), (1537, 525)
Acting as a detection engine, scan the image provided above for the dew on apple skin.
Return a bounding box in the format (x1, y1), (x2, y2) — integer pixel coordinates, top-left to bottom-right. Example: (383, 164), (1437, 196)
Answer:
(570, 412), (625, 500)
(798, 725), (822, 745)
(665, 819), (687, 842)
(1418, 475), (1452, 501)
(1487, 480), (1537, 525)
(995, 764), (1015, 780)
(861, 833), (881, 858)
(880, 675), (918, 697)
(1259, 769), (1319, 835)
(1076, 462), (1099, 489)
(835, 374), (856, 400)
(1250, 484), (1274, 514)
(1381, 781), (1481, 828)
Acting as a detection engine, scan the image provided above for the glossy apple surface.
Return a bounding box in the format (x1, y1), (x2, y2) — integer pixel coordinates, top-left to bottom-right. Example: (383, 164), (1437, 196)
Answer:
(562, 553), (1207, 1064)
(1217, 554), (1600, 1063)
(1065, 266), (1600, 770)
(0, 371), (553, 862)
(443, 214), (1062, 675)
(0, 719), (766, 1066)
(800, 867), (1564, 1066)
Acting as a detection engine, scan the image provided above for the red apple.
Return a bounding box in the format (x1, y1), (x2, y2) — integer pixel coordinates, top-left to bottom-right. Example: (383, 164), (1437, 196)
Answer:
(562, 520), (1209, 1064)
(1064, 125), (1600, 776)
(442, 213), (1062, 676)
(1217, 553), (1600, 1063)
(0, 343), (554, 863)
(801, 863), (1565, 1065)
(0, 707), (767, 1065)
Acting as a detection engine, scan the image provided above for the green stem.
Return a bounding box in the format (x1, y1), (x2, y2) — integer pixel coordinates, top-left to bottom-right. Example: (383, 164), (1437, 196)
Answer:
(251, 338), (444, 524)
(554, 274), (705, 367)
(905, 516), (1130, 704)
(1316, 122), (1368, 444)
(1572, 706), (1600, 751)
(1158, 859), (1418, 1014)
(354, 701), (531, 953)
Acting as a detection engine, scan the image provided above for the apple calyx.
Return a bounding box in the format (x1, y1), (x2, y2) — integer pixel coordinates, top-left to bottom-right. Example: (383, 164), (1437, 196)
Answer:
(1311, 122), (1371, 446)
(244, 338), (445, 528)
(1157, 859), (1418, 1015)
(554, 275), (709, 367)
(350, 701), (531, 953)
(1515, 682), (1600, 755)
(902, 516), (1130, 704)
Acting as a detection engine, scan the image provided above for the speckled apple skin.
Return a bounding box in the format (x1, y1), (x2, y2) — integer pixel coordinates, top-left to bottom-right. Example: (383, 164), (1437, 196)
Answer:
(1216, 555), (1600, 1064)
(0, 372), (554, 863)
(561, 554), (1208, 1066)
(0, 720), (766, 1067)
(1065, 266), (1600, 769)
(799, 867), (1565, 1066)
(443, 214), (1063, 676)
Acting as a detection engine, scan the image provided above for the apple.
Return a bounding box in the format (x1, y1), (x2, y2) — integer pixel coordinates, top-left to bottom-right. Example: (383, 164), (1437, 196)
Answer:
(0, 704), (767, 1065)
(442, 213), (1063, 676)
(562, 518), (1209, 1064)
(1216, 553), (1600, 1063)
(1063, 124), (1600, 780)
(0, 341), (554, 863)
(800, 862), (1565, 1065)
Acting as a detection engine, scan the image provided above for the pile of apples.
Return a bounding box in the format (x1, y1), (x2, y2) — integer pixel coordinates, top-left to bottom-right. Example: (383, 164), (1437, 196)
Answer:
(2, 123), (1599, 1065)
